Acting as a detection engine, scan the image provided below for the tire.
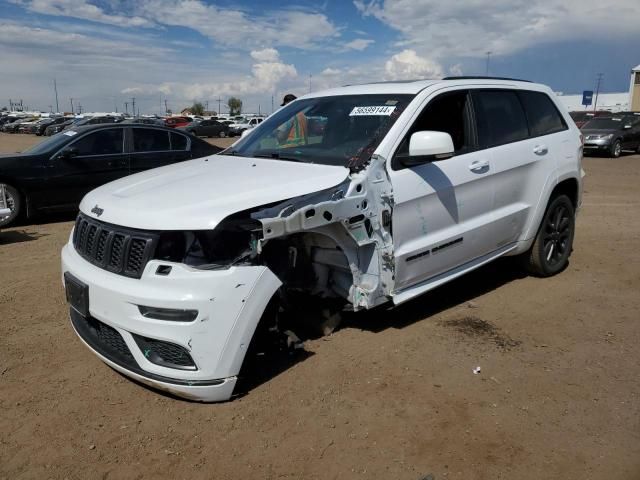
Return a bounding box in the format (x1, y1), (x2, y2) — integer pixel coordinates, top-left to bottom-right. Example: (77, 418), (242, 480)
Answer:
(219, 130), (227, 138)
(610, 140), (622, 158)
(0, 184), (22, 228)
(522, 194), (575, 277)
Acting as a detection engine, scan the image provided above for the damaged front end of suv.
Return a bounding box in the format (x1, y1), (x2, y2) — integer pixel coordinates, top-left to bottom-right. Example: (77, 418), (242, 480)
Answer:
(61, 92), (412, 401)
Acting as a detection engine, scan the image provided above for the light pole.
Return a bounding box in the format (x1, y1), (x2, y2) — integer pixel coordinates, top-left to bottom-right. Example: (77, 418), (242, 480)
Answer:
(485, 51), (492, 76)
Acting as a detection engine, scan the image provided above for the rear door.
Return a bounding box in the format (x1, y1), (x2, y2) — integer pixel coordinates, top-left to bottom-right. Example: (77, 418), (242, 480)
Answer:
(43, 127), (129, 208)
(473, 89), (567, 247)
(129, 127), (188, 172)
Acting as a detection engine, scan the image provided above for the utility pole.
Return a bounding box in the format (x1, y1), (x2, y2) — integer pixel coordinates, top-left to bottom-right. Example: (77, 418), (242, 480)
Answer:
(593, 73), (604, 113)
(217, 96), (221, 116)
(131, 97), (136, 117)
(485, 51), (492, 76)
(70, 97), (74, 114)
(48, 105), (53, 113)
(164, 99), (168, 114)
(205, 101), (209, 112)
(53, 79), (59, 113)
(309, 74), (312, 93)
(271, 95), (274, 114)
(124, 102), (129, 115)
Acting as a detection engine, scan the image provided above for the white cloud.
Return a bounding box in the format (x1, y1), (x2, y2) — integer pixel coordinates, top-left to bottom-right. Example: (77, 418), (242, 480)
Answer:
(354, 0), (640, 58)
(321, 68), (342, 76)
(10, 0), (155, 28)
(250, 48), (280, 63)
(448, 63), (463, 76)
(384, 49), (443, 80)
(135, 0), (339, 50)
(342, 38), (375, 51)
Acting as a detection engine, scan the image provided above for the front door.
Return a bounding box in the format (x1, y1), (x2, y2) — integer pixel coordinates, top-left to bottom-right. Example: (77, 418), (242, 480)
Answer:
(42, 127), (129, 209)
(388, 89), (496, 292)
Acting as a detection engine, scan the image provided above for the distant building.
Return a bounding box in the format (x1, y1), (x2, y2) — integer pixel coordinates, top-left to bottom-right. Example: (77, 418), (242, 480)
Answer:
(629, 64), (640, 112)
(180, 108), (217, 117)
(556, 92), (629, 112)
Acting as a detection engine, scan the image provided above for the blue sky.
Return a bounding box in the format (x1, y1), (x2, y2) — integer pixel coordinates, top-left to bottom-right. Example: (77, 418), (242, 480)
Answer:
(1, 0), (639, 114)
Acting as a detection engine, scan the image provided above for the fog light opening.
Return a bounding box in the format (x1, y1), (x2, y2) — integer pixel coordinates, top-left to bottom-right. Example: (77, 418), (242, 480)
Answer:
(138, 305), (198, 322)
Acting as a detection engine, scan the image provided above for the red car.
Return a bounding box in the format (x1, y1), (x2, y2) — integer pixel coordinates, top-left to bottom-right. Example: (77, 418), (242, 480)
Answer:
(164, 116), (192, 128)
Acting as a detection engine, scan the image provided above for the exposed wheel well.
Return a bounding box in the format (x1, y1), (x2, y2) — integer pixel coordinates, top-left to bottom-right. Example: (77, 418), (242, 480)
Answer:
(551, 178), (579, 209)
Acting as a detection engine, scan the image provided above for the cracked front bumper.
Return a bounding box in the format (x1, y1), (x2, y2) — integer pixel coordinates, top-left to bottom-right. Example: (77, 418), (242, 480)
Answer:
(61, 242), (281, 402)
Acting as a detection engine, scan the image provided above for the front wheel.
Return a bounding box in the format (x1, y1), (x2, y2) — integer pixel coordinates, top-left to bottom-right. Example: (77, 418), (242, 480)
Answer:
(0, 184), (21, 228)
(610, 140), (622, 158)
(522, 194), (575, 277)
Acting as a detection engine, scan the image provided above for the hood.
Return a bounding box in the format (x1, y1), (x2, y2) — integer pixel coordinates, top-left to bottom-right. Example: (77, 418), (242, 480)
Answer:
(581, 128), (618, 137)
(80, 154), (349, 230)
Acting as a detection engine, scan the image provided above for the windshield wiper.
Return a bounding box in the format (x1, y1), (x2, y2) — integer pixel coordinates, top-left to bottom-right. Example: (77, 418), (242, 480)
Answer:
(220, 149), (240, 156)
(252, 152), (304, 163)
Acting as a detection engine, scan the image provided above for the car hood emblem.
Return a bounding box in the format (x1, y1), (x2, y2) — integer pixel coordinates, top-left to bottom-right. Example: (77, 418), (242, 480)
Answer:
(91, 205), (104, 217)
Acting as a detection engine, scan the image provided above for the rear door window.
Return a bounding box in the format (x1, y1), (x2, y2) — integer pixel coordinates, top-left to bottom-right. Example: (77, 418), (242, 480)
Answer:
(473, 90), (529, 147)
(170, 132), (188, 151)
(71, 129), (124, 156)
(518, 91), (567, 137)
(133, 128), (170, 152)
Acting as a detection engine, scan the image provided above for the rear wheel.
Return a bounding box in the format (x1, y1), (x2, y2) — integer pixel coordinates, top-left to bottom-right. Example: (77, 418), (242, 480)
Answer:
(610, 140), (622, 158)
(0, 184), (21, 228)
(522, 194), (575, 277)
(219, 130), (227, 138)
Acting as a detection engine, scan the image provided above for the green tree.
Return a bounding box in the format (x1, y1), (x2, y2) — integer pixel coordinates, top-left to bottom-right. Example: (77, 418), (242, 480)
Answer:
(190, 102), (205, 116)
(228, 97), (242, 116)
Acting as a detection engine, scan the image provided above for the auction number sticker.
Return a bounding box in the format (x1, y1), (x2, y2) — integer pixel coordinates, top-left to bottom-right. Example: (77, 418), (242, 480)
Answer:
(349, 106), (396, 116)
(63, 130), (78, 136)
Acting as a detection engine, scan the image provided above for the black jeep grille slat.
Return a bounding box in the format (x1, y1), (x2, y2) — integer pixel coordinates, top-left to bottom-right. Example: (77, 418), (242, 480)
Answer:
(73, 213), (157, 279)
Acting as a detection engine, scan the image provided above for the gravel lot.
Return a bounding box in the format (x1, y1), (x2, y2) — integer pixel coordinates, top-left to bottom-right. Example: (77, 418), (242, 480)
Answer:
(1, 133), (639, 479)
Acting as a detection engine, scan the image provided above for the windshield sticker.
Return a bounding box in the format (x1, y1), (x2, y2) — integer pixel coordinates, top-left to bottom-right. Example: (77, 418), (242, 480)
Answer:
(611, 118), (622, 121)
(63, 130), (78, 136)
(349, 106), (396, 116)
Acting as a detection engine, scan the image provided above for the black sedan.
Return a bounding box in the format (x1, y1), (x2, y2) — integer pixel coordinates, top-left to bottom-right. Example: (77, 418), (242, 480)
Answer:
(0, 124), (221, 227)
(179, 119), (230, 138)
(582, 115), (640, 157)
(34, 117), (68, 135)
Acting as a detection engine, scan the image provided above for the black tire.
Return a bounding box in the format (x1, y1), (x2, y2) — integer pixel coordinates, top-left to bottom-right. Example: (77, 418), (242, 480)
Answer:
(610, 140), (622, 158)
(219, 130), (227, 138)
(522, 194), (575, 277)
(0, 184), (22, 228)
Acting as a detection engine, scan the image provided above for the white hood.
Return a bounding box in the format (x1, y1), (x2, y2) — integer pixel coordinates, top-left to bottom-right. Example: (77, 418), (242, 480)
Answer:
(79, 154), (348, 230)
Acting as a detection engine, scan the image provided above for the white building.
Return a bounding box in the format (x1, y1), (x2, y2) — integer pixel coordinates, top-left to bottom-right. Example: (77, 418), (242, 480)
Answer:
(555, 92), (629, 113)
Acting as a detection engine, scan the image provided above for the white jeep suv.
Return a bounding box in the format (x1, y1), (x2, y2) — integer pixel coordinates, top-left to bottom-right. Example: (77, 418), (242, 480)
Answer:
(62, 77), (583, 402)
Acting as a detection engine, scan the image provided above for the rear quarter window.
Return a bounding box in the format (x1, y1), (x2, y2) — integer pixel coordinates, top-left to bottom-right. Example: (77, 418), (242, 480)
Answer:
(518, 91), (567, 137)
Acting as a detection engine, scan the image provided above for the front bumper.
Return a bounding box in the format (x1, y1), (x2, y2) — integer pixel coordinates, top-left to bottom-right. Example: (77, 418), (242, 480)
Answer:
(583, 140), (611, 153)
(61, 242), (281, 402)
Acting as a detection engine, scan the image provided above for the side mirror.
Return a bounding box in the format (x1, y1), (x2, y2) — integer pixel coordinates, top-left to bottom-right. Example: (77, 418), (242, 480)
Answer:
(400, 131), (455, 167)
(58, 147), (79, 160)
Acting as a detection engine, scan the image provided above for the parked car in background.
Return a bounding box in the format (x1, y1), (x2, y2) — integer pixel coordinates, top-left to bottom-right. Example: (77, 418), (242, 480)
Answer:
(179, 119), (230, 137)
(27, 117), (54, 134)
(2, 117), (37, 133)
(35, 117), (67, 135)
(0, 124), (221, 227)
(164, 116), (192, 128)
(60, 78), (583, 402)
(581, 115), (640, 157)
(569, 110), (611, 128)
(46, 119), (76, 136)
(17, 120), (41, 133)
(229, 117), (264, 136)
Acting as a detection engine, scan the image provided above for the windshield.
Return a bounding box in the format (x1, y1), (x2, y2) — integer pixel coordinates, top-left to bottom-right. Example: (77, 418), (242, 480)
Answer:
(583, 117), (625, 129)
(23, 131), (76, 154)
(224, 94), (414, 169)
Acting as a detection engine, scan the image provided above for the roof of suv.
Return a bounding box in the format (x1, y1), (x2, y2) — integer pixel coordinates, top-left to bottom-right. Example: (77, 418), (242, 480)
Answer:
(301, 78), (546, 98)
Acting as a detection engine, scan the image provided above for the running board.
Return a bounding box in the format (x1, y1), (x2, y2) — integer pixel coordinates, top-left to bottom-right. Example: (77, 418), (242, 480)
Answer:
(392, 244), (518, 305)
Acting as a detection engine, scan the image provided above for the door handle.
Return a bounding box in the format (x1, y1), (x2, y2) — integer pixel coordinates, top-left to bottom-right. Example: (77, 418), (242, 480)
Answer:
(469, 160), (490, 172)
(533, 145), (548, 155)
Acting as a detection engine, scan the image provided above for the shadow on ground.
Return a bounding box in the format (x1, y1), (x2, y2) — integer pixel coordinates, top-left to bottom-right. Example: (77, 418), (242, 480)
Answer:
(0, 229), (48, 245)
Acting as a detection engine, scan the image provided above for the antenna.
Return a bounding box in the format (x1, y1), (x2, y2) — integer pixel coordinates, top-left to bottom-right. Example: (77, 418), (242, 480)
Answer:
(53, 79), (59, 113)
(485, 51), (492, 76)
(70, 97), (74, 114)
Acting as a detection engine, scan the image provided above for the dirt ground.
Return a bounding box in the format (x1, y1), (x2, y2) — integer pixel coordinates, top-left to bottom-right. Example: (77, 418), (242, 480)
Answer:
(1, 133), (639, 480)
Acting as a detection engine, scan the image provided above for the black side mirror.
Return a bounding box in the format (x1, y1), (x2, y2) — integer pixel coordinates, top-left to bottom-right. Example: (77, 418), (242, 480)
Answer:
(58, 147), (79, 160)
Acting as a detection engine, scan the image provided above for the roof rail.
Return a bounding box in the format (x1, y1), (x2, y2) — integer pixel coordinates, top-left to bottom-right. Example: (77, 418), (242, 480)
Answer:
(443, 76), (532, 83)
